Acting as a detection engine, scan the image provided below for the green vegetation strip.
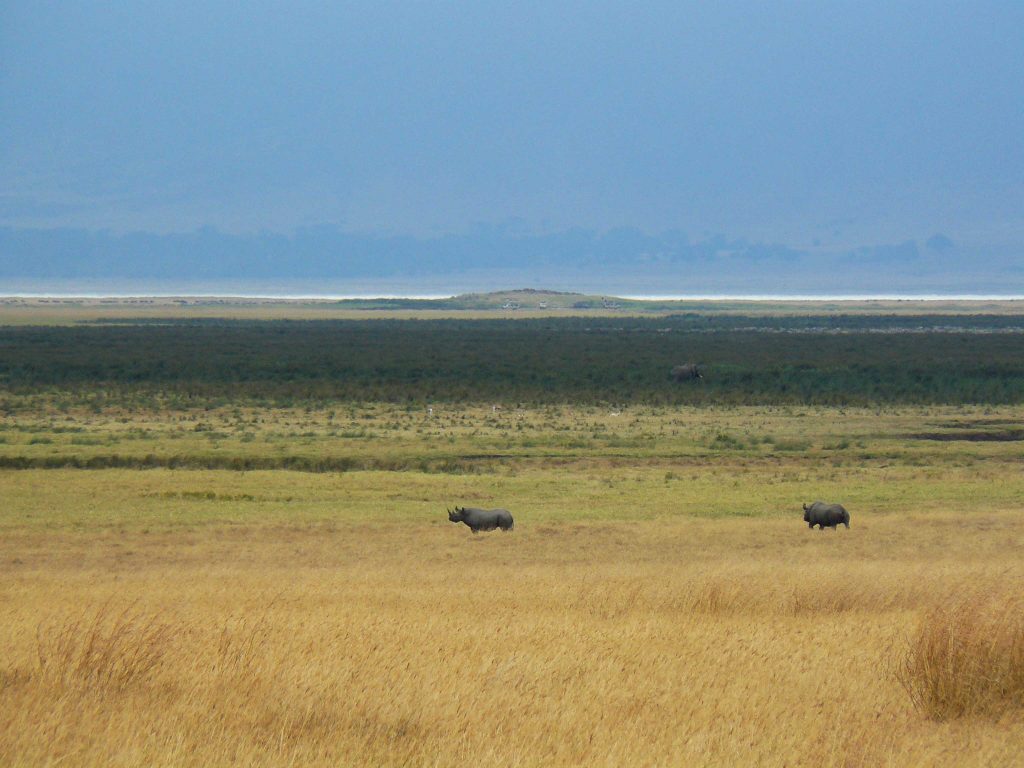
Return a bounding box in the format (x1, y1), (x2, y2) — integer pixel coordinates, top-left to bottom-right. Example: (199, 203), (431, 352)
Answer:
(0, 454), (486, 473)
(0, 317), (1022, 404)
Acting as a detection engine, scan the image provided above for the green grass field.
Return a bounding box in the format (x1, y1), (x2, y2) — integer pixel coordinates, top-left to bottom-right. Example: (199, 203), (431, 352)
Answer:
(0, 403), (1022, 535)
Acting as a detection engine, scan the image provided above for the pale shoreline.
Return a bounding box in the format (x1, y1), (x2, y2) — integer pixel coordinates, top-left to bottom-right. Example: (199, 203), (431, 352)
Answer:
(3, 293), (1024, 301)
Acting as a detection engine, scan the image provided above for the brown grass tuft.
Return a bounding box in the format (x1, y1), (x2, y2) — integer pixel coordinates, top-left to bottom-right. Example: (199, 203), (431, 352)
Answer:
(35, 603), (175, 692)
(895, 585), (1024, 720)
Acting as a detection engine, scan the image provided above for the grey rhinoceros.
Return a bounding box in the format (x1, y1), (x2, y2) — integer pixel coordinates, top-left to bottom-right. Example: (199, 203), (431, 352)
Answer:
(670, 363), (703, 382)
(802, 501), (850, 530)
(447, 506), (515, 533)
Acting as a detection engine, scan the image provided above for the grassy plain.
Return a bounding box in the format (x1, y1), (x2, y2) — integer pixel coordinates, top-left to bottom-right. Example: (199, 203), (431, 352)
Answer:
(3, 293), (1024, 324)
(1, 299), (1022, 765)
(1, 399), (1023, 766)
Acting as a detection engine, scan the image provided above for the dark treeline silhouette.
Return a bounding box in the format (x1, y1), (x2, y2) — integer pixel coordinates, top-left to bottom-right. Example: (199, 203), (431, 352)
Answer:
(4, 225), (1014, 293)
(0, 225), (797, 279)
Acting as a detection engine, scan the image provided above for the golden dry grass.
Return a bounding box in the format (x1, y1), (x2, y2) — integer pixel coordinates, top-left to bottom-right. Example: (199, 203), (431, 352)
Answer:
(2, 504), (1024, 767)
(1, 403), (1023, 765)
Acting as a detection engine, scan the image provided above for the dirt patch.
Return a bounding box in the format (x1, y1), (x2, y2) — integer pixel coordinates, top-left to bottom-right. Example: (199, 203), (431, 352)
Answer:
(909, 430), (1024, 442)
(928, 419), (1022, 429)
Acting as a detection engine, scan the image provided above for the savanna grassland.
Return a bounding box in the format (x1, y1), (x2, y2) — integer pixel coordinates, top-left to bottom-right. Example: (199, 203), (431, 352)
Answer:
(1, 304), (1023, 766)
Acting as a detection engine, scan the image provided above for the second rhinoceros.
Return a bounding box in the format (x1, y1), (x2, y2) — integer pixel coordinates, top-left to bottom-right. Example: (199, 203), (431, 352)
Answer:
(447, 506), (515, 533)
(803, 501), (850, 530)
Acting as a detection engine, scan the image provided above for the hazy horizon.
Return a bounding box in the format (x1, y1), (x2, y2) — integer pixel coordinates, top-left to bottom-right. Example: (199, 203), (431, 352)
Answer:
(5, 291), (1024, 301)
(2, 2), (1022, 291)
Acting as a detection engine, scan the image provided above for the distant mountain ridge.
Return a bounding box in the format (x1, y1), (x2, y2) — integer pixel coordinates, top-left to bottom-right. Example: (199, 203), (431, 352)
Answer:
(0, 225), (1020, 295)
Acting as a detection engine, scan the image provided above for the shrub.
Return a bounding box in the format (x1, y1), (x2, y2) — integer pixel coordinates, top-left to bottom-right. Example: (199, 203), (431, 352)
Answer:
(895, 586), (1024, 720)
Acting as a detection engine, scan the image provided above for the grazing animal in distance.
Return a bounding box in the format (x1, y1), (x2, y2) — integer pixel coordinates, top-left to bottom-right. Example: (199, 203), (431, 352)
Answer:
(671, 363), (703, 382)
(803, 501), (850, 530)
(447, 506), (515, 533)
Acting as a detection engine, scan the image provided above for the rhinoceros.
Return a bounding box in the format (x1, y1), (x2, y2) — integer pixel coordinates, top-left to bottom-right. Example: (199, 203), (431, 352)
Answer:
(447, 506), (515, 533)
(670, 363), (703, 382)
(802, 501), (850, 530)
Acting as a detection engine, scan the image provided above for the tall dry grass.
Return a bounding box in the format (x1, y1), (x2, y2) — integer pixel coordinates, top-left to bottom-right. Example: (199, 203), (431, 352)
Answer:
(896, 585), (1024, 720)
(35, 603), (174, 692)
(3, 514), (1024, 767)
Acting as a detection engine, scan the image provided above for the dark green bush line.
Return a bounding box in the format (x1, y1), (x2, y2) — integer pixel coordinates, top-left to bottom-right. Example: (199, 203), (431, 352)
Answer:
(0, 320), (1022, 404)
(76, 314), (1024, 331)
(0, 454), (484, 474)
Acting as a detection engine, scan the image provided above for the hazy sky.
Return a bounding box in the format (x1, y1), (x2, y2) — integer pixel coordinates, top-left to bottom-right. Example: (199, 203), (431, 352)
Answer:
(2, 2), (1022, 244)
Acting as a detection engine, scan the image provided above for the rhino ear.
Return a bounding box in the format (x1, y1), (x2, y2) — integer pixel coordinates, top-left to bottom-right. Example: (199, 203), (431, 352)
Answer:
(802, 503), (808, 511)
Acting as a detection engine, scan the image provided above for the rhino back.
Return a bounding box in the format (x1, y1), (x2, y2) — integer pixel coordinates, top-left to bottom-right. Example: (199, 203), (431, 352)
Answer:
(807, 502), (849, 525)
(822, 503), (847, 519)
(460, 507), (514, 530)
(461, 507), (501, 527)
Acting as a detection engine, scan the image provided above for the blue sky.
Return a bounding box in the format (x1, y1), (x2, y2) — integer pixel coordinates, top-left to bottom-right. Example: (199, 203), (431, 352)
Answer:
(2, 1), (1022, 248)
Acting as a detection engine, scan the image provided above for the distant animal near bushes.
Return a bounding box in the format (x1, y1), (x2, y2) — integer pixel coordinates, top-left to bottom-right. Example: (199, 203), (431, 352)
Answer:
(803, 501), (850, 529)
(447, 506), (515, 533)
(671, 363), (703, 382)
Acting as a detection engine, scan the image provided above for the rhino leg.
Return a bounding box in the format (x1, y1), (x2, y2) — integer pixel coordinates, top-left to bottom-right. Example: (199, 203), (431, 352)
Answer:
(808, 522), (815, 529)
(844, 521), (850, 529)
